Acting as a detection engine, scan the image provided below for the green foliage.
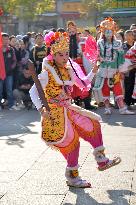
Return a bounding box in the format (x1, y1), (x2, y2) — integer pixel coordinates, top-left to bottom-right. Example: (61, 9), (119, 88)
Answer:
(82, 0), (111, 12)
(0, 0), (55, 19)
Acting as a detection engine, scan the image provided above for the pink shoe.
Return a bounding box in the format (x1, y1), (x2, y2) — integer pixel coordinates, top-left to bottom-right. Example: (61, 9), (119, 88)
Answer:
(98, 156), (121, 171)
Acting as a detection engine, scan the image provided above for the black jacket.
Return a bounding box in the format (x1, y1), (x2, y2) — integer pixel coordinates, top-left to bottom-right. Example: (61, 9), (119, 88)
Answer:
(3, 46), (17, 76)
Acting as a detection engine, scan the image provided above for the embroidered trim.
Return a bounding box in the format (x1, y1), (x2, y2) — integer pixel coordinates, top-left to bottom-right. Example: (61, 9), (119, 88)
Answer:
(93, 77), (104, 90)
(93, 146), (105, 155)
(68, 111), (101, 138)
(55, 128), (79, 155)
(44, 108), (68, 145)
(43, 58), (74, 86)
(115, 95), (123, 101)
(66, 165), (79, 170)
(103, 96), (110, 102)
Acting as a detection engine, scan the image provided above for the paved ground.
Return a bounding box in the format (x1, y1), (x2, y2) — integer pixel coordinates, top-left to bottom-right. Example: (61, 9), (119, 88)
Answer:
(0, 106), (136, 205)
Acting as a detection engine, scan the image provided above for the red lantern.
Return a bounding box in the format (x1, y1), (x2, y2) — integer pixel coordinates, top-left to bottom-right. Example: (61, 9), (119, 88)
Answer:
(0, 8), (3, 16)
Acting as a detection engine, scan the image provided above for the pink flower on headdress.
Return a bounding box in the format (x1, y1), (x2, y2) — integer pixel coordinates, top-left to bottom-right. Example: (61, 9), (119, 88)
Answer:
(54, 32), (60, 39)
(47, 54), (53, 61)
(44, 31), (54, 46)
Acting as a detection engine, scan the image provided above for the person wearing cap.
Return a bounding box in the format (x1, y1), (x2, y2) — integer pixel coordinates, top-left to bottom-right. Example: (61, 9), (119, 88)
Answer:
(29, 31), (121, 188)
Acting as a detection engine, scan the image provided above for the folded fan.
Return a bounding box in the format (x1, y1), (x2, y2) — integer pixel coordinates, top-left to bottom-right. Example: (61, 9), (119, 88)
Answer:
(84, 35), (98, 65)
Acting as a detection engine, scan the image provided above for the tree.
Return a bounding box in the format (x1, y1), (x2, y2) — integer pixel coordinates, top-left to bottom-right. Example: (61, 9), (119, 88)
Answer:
(0, 0), (55, 19)
(81, 0), (111, 25)
(0, 0), (56, 34)
(81, 0), (110, 12)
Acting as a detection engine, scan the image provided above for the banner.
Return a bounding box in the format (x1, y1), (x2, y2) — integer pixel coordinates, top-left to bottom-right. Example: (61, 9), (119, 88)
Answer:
(0, 27), (6, 80)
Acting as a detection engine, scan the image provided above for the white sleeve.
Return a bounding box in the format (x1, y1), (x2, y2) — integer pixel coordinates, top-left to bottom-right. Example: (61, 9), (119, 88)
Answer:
(29, 70), (48, 110)
(119, 58), (132, 73)
(85, 70), (95, 81)
(81, 70), (95, 82)
(82, 53), (93, 74)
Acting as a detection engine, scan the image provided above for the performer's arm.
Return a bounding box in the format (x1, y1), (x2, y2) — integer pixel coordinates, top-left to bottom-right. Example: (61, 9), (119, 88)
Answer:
(70, 60), (97, 87)
(128, 64), (136, 71)
(83, 64), (98, 82)
(120, 58), (133, 73)
(29, 70), (48, 110)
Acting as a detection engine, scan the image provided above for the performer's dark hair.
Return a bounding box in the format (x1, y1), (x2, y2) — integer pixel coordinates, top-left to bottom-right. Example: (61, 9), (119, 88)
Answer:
(68, 58), (86, 87)
(96, 31), (101, 41)
(111, 36), (114, 60)
(117, 30), (124, 41)
(46, 39), (56, 56)
(103, 35), (106, 58)
(103, 35), (114, 60)
(51, 28), (56, 32)
(47, 47), (51, 56)
(96, 25), (100, 30)
(57, 28), (65, 33)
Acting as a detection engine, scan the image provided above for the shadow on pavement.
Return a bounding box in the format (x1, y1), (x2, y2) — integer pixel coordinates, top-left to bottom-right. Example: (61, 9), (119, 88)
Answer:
(63, 189), (99, 205)
(103, 115), (136, 129)
(95, 108), (136, 128)
(107, 189), (135, 205)
(63, 188), (135, 205)
(0, 110), (39, 137)
(6, 137), (25, 148)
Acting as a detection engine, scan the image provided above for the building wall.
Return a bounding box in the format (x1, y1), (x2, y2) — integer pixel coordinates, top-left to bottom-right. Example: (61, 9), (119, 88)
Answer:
(59, 0), (93, 28)
(102, 0), (136, 29)
(110, 0), (136, 8)
(62, 1), (86, 13)
(28, 16), (57, 33)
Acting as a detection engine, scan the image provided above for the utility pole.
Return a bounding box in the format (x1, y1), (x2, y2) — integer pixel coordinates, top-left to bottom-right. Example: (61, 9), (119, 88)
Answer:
(18, 6), (27, 34)
(56, 0), (64, 28)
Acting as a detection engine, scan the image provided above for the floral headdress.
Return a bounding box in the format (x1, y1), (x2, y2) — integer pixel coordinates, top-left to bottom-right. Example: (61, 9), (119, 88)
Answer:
(44, 31), (69, 55)
(100, 17), (116, 33)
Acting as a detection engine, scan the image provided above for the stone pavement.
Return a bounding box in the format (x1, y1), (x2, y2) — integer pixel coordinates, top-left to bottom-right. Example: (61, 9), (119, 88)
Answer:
(0, 107), (136, 205)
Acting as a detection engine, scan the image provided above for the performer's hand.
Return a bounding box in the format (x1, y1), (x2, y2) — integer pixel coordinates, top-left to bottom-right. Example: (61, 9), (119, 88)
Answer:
(40, 107), (50, 119)
(132, 64), (136, 69)
(120, 72), (125, 80)
(92, 64), (99, 74)
(39, 107), (53, 122)
(128, 64), (136, 71)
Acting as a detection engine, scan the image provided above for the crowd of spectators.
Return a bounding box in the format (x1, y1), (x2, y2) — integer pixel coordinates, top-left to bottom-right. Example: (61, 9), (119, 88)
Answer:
(0, 23), (136, 112)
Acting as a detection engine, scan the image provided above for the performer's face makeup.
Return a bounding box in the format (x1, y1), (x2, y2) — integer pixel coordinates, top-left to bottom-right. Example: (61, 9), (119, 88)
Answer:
(105, 30), (113, 39)
(53, 50), (69, 67)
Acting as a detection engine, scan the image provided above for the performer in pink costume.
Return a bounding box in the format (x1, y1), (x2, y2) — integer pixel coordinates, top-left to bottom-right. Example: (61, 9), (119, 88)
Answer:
(30, 31), (121, 188)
